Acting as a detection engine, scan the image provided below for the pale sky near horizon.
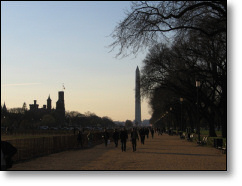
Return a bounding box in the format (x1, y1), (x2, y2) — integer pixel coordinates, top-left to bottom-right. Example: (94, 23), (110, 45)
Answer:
(1, 1), (151, 122)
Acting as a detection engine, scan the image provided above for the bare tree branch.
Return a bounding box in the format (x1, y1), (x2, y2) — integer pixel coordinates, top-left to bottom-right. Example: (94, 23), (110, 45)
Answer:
(109, 1), (226, 57)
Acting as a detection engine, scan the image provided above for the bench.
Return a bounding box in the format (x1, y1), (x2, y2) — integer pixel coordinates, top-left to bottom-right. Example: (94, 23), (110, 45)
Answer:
(180, 132), (185, 139)
(197, 136), (207, 145)
(202, 137), (208, 145)
(214, 139), (226, 154)
(187, 134), (194, 141)
(222, 145), (227, 154)
(214, 138), (223, 149)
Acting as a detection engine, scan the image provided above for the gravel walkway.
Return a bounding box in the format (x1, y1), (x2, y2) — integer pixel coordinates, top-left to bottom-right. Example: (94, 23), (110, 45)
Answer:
(9, 133), (226, 170)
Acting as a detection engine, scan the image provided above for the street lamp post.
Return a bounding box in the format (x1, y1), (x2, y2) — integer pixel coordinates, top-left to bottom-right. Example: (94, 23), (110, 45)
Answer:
(170, 107), (172, 130)
(196, 80), (201, 142)
(180, 98), (183, 131)
(166, 111), (168, 130)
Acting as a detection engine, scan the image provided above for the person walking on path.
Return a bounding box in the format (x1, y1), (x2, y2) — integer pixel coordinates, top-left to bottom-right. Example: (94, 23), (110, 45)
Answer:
(145, 128), (149, 139)
(158, 128), (162, 136)
(120, 127), (128, 152)
(139, 128), (145, 145)
(77, 130), (83, 148)
(87, 131), (93, 148)
(131, 128), (139, 152)
(102, 128), (110, 147)
(112, 129), (119, 147)
(151, 128), (154, 139)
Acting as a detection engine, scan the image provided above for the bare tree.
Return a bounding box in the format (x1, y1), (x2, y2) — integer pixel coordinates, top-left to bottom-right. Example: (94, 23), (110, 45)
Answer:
(109, 1), (226, 57)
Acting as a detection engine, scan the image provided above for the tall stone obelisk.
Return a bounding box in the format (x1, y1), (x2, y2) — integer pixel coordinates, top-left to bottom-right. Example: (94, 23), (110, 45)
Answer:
(135, 66), (141, 126)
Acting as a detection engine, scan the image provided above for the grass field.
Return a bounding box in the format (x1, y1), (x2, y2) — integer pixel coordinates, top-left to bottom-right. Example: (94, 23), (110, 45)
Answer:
(2, 129), (226, 147)
(200, 129), (222, 136)
(1, 133), (74, 141)
(1, 133), (73, 141)
(172, 129), (226, 148)
(192, 130), (226, 148)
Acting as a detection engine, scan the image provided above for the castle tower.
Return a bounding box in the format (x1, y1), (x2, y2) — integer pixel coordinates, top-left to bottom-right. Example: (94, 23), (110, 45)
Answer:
(47, 95), (52, 111)
(56, 91), (65, 126)
(56, 91), (65, 110)
(29, 100), (39, 111)
(135, 66), (141, 126)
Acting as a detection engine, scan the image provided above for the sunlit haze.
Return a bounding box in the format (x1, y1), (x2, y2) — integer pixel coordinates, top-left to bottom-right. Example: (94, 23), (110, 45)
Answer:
(1, 1), (151, 122)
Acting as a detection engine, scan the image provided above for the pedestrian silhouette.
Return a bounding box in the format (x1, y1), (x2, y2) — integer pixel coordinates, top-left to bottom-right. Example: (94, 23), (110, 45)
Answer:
(87, 131), (93, 148)
(1, 141), (17, 170)
(120, 127), (128, 152)
(145, 128), (149, 138)
(77, 130), (83, 148)
(139, 128), (145, 145)
(131, 128), (139, 152)
(112, 129), (119, 147)
(102, 128), (110, 147)
(151, 128), (154, 139)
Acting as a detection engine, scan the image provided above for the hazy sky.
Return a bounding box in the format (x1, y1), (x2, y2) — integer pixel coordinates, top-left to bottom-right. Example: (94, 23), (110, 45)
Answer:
(1, 1), (151, 122)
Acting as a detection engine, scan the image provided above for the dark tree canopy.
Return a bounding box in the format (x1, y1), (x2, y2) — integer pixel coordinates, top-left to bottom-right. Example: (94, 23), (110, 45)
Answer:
(140, 28), (226, 137)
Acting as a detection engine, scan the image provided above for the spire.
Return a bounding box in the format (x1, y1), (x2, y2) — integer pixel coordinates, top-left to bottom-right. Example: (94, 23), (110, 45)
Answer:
(3, 102), (6, 109)
(47, 94), (52, 111)
(2, 102), (7, 113)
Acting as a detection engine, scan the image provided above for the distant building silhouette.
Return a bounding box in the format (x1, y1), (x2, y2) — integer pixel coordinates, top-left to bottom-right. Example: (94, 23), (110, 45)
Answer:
(1, 91), (66, 127)
(27, 91), (65, 126)
(55, 91), (65, 125)
(1, 102), (8, 116)
(47, 95), (52, 111)
(56, 91), (64, 111)
(29, 100), (39, 111)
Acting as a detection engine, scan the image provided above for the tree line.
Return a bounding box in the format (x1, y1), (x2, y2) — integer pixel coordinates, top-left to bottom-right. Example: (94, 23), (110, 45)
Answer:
(110, 1), (226, 137)
(1, 104), (116, 131)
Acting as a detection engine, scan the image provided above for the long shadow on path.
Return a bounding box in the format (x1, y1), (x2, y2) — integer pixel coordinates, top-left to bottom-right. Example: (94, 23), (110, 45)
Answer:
(135, 151), (221, 157)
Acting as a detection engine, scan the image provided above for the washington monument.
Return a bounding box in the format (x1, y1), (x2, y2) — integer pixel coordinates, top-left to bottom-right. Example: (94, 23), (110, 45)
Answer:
(135, 66), (141, 126)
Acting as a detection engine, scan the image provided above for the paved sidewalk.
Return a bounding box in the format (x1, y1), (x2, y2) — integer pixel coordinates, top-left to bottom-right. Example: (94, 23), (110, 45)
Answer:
(9, 133), (226, 170)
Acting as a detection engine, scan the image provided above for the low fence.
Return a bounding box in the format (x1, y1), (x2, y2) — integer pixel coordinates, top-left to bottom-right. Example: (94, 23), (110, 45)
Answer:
(5, 132), (105, 162)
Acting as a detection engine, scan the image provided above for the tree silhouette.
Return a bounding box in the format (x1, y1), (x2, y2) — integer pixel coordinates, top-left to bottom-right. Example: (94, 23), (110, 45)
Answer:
(110, 1), (226, 57)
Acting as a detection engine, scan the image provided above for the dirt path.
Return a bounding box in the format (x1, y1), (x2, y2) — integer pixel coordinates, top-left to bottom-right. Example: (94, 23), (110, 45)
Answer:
(9, 133), (226, 170)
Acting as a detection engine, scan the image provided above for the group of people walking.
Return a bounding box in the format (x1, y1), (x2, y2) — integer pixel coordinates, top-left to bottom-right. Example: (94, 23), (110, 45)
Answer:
(103, 127), (129, 152)
(77, 127), (156, 152)
(114, 127), (156, 152)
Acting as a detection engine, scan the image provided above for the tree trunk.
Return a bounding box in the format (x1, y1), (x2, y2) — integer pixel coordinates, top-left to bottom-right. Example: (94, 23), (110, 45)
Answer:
(208, 112), (217, 137)
(187, 106), (195, 130)
(221, 87), (227, 138)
